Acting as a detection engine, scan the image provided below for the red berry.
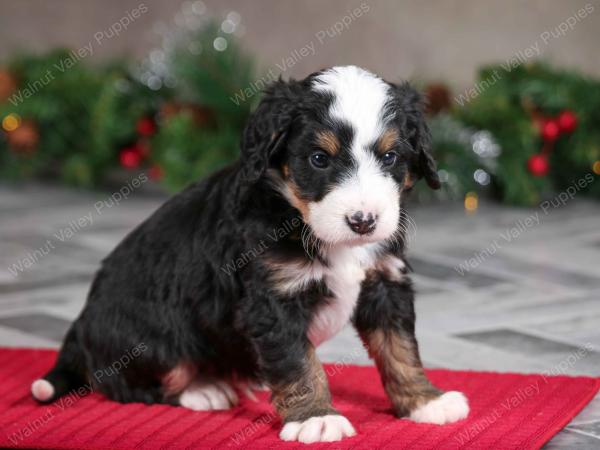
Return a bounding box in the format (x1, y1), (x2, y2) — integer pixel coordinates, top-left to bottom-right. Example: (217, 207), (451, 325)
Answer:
(136, 117), (156, 136)
(557, 110), (577, 133)
(149, 164), (164, 180)
(527, 154), (549, 177)
(541, 119), (560, 141)
(119, 148), (142, 169)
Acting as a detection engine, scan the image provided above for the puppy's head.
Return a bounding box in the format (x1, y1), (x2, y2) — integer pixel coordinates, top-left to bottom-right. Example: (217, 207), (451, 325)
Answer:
(241, 66), (440, 246)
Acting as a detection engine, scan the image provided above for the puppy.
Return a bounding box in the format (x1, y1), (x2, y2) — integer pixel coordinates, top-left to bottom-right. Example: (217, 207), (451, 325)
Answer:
(32, 66), (469, 443)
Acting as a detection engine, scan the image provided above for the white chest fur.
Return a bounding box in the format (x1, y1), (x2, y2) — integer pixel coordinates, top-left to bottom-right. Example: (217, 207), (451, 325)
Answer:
(267, 245), (406, 347)
(307, 245), (380, 347)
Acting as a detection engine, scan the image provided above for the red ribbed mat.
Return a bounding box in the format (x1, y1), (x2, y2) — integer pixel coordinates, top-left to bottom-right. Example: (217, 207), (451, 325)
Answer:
(0, 348), (597, 449)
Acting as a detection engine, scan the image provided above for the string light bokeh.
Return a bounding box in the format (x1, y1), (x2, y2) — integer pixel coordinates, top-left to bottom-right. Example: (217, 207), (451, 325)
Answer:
(136, 1), (245, 92)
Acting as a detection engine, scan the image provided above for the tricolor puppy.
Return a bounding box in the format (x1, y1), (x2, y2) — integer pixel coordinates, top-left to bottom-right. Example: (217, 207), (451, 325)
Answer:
(32, 66), (469, 443)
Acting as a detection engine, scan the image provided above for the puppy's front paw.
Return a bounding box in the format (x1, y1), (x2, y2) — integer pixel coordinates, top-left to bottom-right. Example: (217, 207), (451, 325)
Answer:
(410, 391), (469, 425)
(279, 414), (356, 443)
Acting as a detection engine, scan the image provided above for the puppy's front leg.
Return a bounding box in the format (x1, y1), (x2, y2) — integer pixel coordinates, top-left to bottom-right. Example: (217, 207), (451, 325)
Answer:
(354, 273), (469, 424)
(273, 346), (355, 443)
(243, 291), (355, 443)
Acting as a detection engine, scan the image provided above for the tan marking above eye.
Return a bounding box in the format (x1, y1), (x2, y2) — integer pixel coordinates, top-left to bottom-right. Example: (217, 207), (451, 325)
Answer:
(315, 130), (340, 156)
(378, 128), (400, 154)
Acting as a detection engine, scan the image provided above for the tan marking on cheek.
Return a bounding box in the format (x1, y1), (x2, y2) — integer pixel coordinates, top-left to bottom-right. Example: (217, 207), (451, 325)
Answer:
(378, 128), (399, 154)
(282, 164), (290, 179)
(316, 130), (340, 156)
(286, 180), (310, 220)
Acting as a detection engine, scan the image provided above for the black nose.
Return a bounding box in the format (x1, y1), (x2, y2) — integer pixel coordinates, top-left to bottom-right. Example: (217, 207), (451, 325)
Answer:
(346, 211), (377, 235)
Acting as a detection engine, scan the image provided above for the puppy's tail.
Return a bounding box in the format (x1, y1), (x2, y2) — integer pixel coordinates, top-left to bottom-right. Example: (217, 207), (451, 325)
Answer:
(31, 326), (86, 403)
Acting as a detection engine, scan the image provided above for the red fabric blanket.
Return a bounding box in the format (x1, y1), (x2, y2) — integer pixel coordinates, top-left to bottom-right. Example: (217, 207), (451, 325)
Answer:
(0, 348), (597, 449)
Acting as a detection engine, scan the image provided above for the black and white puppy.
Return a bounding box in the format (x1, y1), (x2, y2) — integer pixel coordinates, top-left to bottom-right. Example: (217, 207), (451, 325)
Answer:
(32, 66), (469, 443)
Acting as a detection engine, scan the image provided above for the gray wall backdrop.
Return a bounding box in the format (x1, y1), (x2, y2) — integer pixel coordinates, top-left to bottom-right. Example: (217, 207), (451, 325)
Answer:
(0, 0), (599, 89)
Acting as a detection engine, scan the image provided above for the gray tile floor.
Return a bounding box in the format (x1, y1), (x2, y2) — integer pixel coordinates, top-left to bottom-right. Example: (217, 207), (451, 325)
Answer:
(0, 181), (599, 448)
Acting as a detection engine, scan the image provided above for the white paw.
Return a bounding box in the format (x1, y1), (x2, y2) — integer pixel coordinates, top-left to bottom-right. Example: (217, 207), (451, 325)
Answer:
(179, 380), (238, 411)
(279, 415), (356, 443)
(410, 391), (469, 425)
(31, 379), (54, 402)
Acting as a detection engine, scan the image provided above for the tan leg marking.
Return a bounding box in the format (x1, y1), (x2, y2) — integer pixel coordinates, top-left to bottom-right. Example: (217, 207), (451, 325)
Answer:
(362, 329), (468, 424)
(273, 346), (356, 443)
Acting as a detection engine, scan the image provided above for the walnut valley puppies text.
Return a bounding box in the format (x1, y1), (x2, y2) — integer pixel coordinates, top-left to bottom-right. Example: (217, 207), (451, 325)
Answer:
(229, 2), (370, 105)
(455, 3), (595, 105)
(6, 173), (148, 277)
(7, 3), (148, 107)
(9, 343), (147, 446)
(455, 173), (595, 275)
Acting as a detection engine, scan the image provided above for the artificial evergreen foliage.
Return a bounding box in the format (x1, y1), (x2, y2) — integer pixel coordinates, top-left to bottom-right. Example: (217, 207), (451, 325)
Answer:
(1, 37), (599, 206)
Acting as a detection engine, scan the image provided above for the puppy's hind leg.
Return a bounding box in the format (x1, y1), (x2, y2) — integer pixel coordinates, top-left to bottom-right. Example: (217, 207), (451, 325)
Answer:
(162, 362), (238, 411)
(178, 378), (239, 411)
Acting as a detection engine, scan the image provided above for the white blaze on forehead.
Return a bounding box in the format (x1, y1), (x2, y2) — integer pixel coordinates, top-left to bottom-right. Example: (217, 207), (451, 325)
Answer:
(312, 65), (391, 149)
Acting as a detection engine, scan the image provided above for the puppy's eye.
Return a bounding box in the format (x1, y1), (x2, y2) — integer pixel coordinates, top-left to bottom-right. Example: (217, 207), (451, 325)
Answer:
(309, 151), (330, 169)
(381, 151), (397, 167)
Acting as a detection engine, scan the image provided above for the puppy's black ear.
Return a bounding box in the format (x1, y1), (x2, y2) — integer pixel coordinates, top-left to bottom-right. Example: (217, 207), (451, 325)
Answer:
(389, 82), (441, 190)
(241, 79), (299, 183)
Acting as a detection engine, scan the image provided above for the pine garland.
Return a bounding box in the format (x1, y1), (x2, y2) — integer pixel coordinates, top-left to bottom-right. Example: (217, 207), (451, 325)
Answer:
(1, 28), (599, 208)
(454, 62), (600, 205)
